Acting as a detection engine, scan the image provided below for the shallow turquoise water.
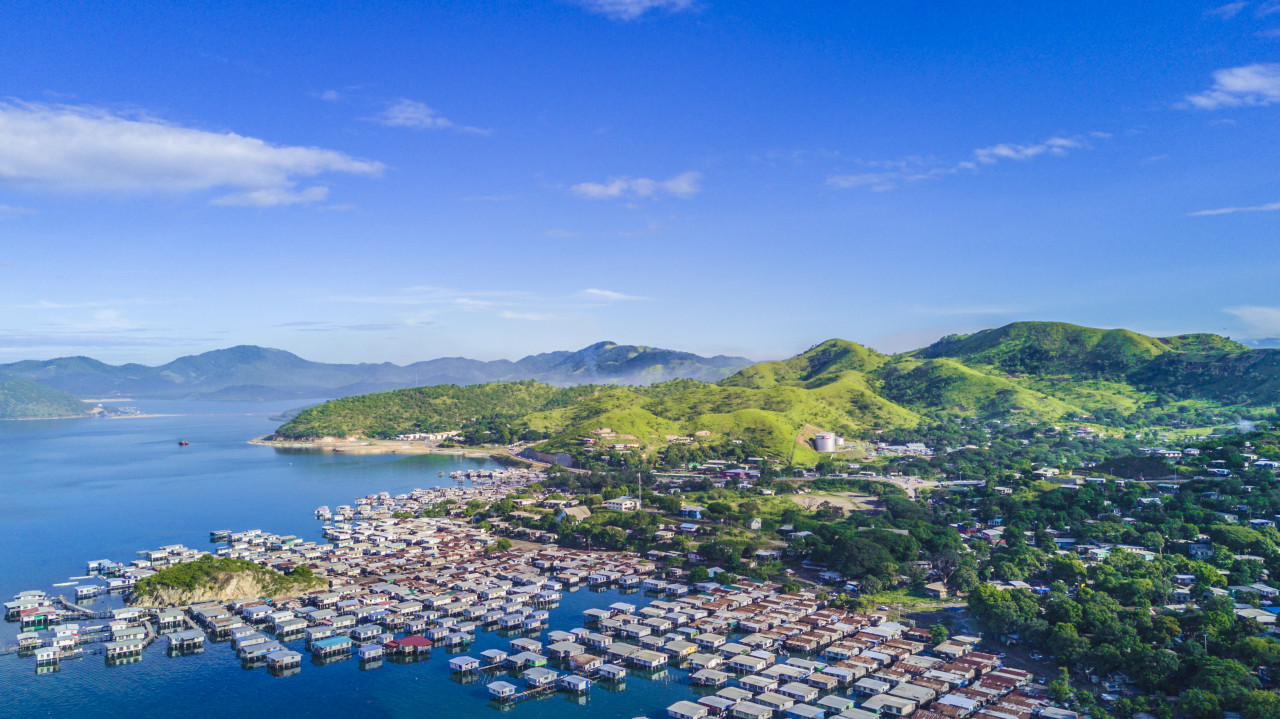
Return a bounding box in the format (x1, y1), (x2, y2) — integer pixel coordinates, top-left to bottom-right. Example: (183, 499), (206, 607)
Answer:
(0, 402), (692, 718)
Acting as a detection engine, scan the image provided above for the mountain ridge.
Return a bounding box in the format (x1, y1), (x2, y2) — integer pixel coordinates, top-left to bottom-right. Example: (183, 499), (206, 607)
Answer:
(272, 321), (1280, 460)
(0, 343), (755, 401)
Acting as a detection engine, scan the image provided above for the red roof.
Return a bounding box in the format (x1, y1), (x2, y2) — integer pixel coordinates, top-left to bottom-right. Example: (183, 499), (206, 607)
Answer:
(389, 635), (433, 648)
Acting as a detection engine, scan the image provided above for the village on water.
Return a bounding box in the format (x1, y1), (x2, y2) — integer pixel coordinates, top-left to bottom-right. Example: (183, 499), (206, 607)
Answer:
(7, 460), (1085, 719)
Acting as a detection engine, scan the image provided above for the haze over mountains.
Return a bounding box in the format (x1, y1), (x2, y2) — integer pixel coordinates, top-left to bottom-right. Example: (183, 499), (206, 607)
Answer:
(0, 342), (754, 401)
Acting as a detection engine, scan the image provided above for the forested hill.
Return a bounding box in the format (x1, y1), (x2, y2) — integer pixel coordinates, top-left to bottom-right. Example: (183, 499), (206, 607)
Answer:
(274, 321), (1280, 460)
(0, 342), (752, 401)
(0, 377), (92, 419)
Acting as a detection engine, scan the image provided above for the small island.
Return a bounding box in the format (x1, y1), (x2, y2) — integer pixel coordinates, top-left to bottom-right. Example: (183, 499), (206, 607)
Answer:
(128, 556), (324, 608)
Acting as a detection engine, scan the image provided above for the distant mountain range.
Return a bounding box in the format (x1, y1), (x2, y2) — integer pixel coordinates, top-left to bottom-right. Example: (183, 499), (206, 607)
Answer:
(275, 322), (1280, 460)
(0, 343), (754, 401)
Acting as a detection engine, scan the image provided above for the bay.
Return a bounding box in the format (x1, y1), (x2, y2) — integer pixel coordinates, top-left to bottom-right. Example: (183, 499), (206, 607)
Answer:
(0, 401), (690, 718)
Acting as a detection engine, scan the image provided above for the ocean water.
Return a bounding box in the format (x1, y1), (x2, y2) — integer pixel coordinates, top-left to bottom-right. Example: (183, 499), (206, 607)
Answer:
(0, 401), (694, 718)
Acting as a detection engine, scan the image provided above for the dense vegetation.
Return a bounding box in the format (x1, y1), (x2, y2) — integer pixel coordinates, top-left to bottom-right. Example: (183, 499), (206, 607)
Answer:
(952, 429), (1280, 718)
(275, 322), (1280, 466)
(131, 556), (322, 599)
(0, 377), (91, 419)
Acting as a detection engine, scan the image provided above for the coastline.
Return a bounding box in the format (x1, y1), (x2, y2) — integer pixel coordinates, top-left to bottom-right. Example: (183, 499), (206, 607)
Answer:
(0, 413), (181, 422)
(249, 435), (509, 459)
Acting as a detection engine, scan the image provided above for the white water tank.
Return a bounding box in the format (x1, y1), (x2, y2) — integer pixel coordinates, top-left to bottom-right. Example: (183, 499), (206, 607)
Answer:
(814, 433), (837, 453)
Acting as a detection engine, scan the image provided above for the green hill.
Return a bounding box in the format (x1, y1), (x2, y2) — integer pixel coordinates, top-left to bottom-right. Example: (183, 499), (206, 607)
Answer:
(0, 377), (92, 419)
(916, 321), (1169, 378)
(876, 357), (1082, 418)
(274, 321), (1280, 462)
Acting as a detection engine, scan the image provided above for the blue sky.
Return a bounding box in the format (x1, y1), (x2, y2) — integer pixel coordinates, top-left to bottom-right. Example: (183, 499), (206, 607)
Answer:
(2, 0), (1279, 365)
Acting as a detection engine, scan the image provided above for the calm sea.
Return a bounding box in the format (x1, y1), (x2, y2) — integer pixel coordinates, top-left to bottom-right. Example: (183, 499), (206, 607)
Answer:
(0, 401), (691, 718)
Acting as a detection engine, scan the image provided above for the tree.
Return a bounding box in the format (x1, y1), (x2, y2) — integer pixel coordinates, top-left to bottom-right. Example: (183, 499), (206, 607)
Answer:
(1242, 690), (1280, 719)
(655, 495), (682, 514)
(1046, 623), (1090, 666)
(1178, 689), (1220, 719)
(688, 566), (710, 583)
(949, 566), (979, 594)
(929, 623), (950, 644)
(488, 537), (513, 554)
(1047, 667), (1071, 702)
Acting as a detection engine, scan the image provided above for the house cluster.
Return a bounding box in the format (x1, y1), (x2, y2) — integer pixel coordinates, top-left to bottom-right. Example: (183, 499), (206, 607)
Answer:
(874, 443), (934, 458)
(7, 591), (159, 667)
(392, 430), (461, 442)
(653, 460), (769, 488)
(646, 585), (1047, 719)
(9, 490), (676, 677)
(314, 474), (545, 522)
(7, 543), (214, 631)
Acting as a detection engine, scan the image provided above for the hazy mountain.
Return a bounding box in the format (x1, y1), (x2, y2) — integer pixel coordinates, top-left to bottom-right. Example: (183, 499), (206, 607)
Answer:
(0, 343), (753, 401)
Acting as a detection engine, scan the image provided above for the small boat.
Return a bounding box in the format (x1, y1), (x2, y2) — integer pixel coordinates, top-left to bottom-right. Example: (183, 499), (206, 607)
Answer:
(178, 440), (190, 446)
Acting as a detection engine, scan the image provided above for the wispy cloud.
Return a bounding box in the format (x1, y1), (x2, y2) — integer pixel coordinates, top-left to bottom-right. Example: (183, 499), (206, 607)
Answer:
(0, 204), (35, 218)
(581, 288), (650, 301)
(212, 186), (330, 207)
(570, 170), (702, 200)
(828, 133), (1104, 191)
(372, 99), (488, 135)
(1226, 305), (1280, 335)
(0, 101), (383, 207)
(576, 0), (697, 21)
(316, 90), (341, 102)
(1183, 63), (1280, 109)
(1189, 199), (1280, 216)
(501, 310), (556, 321)
(1205, 1), (1248, 18)
(973, 135), (1096, 163)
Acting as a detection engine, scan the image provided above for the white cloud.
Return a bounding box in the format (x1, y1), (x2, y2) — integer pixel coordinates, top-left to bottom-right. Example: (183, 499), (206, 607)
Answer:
(1205, 1), (1248, 18)
(581, 288), (649, 301)
(829, 133), (1101, 191)
(0, 204), (35, 218)
(1188, 199), (1280, 215)
(317, 90), (341, 102)
(373, 99), (488, 134)
(501, 310), (556, 321)
(212, 186), (330, 207)
(570, 170), (702, 200)
(973, 136), (1086, 164)
(1183, 63), (1280, 109)
(1226, 305), (1280, 335)
(0, 101), (382, 206)
(576, 0), (696, 21)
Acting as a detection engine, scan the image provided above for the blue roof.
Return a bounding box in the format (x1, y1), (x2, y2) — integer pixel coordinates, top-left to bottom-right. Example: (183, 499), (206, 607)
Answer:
(312, 636), (351, 648)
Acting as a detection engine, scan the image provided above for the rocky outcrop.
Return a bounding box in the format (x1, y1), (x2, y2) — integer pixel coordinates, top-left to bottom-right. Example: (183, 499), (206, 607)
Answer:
(128, 569), (311, 608)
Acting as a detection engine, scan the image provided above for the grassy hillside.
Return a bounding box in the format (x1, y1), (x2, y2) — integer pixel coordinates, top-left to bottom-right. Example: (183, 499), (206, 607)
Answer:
(917, 322), (1169, 378)
(275, 321), (1280, 461)
(875, 357), (1082, 419)
(0, 377), (91, 419)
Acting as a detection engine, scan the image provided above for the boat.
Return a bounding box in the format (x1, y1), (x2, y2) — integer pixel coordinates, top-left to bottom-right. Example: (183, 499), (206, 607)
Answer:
(178, 440), (190, 446)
